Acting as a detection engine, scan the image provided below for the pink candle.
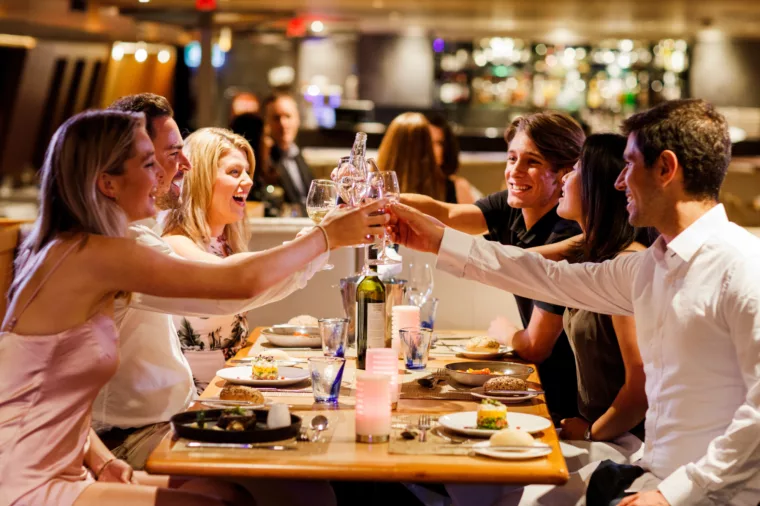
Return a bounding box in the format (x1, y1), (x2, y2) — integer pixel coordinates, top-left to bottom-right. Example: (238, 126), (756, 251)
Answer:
(392, 305), (420, 355)
(355, 371), (391, 443)
(366, 348), (400, 406)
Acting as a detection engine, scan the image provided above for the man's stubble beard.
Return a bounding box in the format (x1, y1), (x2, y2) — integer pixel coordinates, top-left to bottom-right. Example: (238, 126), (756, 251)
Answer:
(155, 191), (180, 211)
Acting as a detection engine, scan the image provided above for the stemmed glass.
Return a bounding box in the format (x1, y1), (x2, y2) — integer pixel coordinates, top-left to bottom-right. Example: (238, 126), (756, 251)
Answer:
(306, 179), (338, 271)
(406, 261), (434, 306)
(364, 164), (401, 267)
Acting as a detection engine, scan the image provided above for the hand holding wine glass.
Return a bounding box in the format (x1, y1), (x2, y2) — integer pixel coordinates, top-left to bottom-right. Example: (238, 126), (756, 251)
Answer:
(306, 180), (338, 270)
(364, 162), (401, 266)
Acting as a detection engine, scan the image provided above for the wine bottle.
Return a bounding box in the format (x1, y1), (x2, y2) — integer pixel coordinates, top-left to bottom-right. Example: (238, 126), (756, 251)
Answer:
(355, 264), (386, 370)
(348, 132), (367, 174)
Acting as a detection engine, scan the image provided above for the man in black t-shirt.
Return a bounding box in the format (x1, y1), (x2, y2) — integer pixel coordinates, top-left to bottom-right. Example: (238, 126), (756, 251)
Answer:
(401, 111), (585, 423)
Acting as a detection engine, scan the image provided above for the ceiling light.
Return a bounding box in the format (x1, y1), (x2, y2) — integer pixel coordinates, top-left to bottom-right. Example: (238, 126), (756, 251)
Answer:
(139, 0), (150, 3)
(157, 50), (171, 63)
(135, 48), (148, 62)
(111, 44), (124, 61)
(311, 21), (324, 33)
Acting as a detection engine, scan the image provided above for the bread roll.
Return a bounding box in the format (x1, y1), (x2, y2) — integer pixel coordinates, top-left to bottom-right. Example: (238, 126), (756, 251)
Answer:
(484, 376), (527, 392)
(288, 315), (318, 326)
(489, 428), (535, 447)
(466, 336), (500, 352)
(219, 385), (265, 404)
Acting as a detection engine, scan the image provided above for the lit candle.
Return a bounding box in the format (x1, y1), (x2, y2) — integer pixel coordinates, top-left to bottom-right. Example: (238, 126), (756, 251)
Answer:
(392, 305), (420, 356)
(366, 348), (400, 407)
(355, 371), (391, 443)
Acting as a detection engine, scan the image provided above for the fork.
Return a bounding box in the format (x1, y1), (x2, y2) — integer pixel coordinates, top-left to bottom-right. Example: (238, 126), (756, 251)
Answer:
(418, 414), (432, 442)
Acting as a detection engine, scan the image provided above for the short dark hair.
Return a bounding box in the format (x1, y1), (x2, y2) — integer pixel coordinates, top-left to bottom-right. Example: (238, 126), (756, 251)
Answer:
(262, 91), (296, 115)
(505, 111), (585, 172)
(108, 93), (173, 138)
(570, 133), (637, 263)
(621, 99), (731, 200)
(426, 113), (460, 177)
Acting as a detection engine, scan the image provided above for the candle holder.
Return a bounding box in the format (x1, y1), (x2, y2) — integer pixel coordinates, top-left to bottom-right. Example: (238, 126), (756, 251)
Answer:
(355, 371), (391, 443)
(366, 348), (400, 409)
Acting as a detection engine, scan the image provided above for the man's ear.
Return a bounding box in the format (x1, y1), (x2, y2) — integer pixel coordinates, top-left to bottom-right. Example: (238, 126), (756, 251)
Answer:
(96, 172), (118, 200)
(657, 150), (679, 188)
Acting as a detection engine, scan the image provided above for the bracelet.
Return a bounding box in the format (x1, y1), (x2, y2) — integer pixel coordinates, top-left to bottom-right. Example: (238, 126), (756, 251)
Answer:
(95, 457), (117, 478)
(315, 225), (330, 252)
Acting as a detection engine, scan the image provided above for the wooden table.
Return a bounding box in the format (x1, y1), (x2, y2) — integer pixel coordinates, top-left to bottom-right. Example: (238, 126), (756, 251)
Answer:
(146, 328), (569, 485)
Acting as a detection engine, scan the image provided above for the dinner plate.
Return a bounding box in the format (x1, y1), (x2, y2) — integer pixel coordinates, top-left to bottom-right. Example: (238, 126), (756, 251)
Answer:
(472, 441), (552, 460)
(470, 386), (540, 403)
(438, 411), (552, 437)
(451, 346), (513, 359)
(262, 326), (321, 348)
(171, 408), (301, 444)
(217, 366), (310, 386)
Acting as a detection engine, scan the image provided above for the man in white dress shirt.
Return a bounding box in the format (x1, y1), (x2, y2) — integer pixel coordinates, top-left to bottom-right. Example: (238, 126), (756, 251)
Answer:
(391, 99), (759, 506)
(93, 94), (327, 472)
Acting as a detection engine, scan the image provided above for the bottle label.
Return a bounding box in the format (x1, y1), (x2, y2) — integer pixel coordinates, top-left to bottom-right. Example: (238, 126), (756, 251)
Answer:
(365, 302), (386, 348)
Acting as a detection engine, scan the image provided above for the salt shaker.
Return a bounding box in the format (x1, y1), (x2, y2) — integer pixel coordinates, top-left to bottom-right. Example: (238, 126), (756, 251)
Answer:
(267, 403), (291, 429)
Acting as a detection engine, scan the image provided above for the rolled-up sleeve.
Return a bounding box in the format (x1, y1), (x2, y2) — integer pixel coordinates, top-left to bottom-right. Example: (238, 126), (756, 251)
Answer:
(437, 228), (638, 316)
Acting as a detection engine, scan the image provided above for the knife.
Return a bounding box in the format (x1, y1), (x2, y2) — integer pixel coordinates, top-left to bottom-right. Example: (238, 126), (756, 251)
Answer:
(186, 441), (298, 450)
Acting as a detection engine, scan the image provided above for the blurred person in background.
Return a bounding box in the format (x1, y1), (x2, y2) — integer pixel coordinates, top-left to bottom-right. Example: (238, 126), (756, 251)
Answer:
(426, 113), (482, 204)
(229, 112), (271, 202)
(253, 92), (314, 215)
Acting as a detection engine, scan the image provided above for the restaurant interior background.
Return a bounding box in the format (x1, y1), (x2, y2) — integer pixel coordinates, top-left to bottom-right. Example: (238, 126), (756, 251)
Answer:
(1, 0), (759, 328)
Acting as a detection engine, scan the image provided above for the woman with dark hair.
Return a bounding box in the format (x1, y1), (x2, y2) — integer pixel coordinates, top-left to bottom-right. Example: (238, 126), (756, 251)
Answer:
(426, 114), (481, 204)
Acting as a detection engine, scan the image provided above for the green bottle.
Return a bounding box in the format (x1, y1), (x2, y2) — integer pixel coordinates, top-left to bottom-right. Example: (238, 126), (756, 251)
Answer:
(355, 266), (386, 370)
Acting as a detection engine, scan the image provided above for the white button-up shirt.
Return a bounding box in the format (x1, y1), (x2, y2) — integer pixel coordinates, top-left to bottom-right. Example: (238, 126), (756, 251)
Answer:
(437, 204), (760, 506)
(92, 218), (327, 429)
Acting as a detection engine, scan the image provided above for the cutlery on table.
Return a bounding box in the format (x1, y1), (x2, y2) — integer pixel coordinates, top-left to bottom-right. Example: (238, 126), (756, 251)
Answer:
(186, 441), (298, 451)
(310, 415), (329, 442)
(431, 427), (473, 445)
(417, 414), (432, 442)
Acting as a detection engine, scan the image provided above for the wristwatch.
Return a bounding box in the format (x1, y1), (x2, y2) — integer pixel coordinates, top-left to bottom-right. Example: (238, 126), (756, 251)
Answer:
(584, 425), (593, 442)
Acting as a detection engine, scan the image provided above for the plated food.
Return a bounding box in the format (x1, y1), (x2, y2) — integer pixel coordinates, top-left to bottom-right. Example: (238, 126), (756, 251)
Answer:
(451, 337), (512, 359)
(445, 361), (534, 387)
(287, 314), (319, 327)
(484, 377), (528, 392)
(477, 400), (508, 430)
(438, 411), (552, 437)
(217, 366), (310, 387)
(252, 356), (279, 380)
(219, 385), (265, 404)
(261, 326), (321, 348)
(466, 336), (500, 352)
(171, 408), (302, 443)
(472, 428), (551, 460)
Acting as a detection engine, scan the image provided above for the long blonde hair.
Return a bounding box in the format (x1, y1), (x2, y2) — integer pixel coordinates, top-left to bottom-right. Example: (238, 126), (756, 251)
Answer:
(377, 112), (445, 201)
(10, 110), (143, 301)
(162, 127), (254, 254)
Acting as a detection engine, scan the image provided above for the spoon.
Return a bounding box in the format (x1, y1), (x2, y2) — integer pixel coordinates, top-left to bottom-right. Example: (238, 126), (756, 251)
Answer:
(310, 415), (329, 442)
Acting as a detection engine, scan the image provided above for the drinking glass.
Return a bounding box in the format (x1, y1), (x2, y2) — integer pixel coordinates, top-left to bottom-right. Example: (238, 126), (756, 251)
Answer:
(364, 165), (400, 267)
(406, 261), (434, 306)
(309, 356), (346, 404)
(418, 297), (439, 330)
(306, 179), (338, 270)
(318, 318), (349, 358)
(399, 327), (434, 370)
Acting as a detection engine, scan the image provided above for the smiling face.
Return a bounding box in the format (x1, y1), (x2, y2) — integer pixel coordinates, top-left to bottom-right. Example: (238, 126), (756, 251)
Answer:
(151, 116), (191, 209)
(615, 134), (661, 228)
(207, 148), (253, 233)
(111, 127), (159, 221)
(504, 131), (565, 210)
(557, 161), (583, 225)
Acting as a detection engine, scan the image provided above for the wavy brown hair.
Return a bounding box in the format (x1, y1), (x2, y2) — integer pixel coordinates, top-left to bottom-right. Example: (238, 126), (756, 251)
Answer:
(377, 112), (446, 201)
(161, 127), (254, 254)
(505, 111), (585, 172)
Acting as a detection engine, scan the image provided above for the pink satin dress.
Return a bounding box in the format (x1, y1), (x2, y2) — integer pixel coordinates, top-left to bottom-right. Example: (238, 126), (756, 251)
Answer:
(0, 241), (119, 506)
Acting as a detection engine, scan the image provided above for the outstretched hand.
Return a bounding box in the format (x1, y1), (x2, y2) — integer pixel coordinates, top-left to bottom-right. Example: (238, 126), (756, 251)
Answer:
(387, 203), (446, 254)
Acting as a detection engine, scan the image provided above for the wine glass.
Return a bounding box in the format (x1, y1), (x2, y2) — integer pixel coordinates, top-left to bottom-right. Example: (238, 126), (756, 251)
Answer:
(364, 164), (401, 266)
(406, 260), (434, 306)
(306, 179), (338, 271)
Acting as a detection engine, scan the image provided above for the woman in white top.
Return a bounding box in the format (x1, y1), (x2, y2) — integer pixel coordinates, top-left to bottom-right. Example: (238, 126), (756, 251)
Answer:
(162, 128), (257, 390)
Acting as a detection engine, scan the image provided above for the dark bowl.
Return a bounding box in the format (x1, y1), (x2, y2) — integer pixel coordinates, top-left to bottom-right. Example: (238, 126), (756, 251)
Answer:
(171, 409), (301, 443)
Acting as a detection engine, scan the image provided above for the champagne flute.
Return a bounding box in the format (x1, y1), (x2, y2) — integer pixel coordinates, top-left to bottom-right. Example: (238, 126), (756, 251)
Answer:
(306, 179), (338, 271)
(365, 164), (401, 266)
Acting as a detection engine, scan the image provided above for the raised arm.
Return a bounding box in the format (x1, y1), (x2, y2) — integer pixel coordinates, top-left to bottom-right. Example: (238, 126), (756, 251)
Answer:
(399, 193), (488, 235)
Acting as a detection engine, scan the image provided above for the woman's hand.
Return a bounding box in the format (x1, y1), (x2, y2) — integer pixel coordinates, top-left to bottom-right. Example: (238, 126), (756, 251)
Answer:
(320, 199), (389, 249)
(96, 458), (134, 484)
(559, 417), (591, 441)
(387, 203), (446, 254)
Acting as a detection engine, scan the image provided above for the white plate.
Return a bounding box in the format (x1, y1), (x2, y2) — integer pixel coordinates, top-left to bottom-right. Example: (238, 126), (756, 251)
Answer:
(216, 366), (310, 386)
(451, 346), (513, 359)
(472, 441), (552, 460)
(470, 387), (540, 403)
(438, 411), (552, 437)
(262, 333), (321, 348)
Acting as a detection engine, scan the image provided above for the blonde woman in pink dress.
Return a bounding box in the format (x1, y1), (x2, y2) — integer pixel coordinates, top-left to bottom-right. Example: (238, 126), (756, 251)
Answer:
(0, 110), (388, 506)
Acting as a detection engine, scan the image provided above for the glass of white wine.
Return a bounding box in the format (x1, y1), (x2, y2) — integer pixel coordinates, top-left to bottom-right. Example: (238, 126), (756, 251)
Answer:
(365, 166), (401, 266)
(306, 179), (338, 271)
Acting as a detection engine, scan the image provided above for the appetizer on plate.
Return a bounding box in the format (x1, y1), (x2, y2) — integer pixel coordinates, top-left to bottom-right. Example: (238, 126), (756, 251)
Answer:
(477, 399), (508, 430)
(466, 336), (501, 352)
(483, 377), (528, 392)
(466, 367), (505, 376)
(252, 356), (279, 380)
(219, 385), (265, 404)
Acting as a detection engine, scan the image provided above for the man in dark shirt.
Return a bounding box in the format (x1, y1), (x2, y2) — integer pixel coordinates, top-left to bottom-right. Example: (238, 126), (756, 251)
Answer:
(401, 111), (585, 423)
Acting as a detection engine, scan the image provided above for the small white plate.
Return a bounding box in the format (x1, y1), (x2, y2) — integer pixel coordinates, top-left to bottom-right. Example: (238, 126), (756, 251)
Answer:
(438, 411), (552, 437)
(451, 346), (513, 359)
(470, 387), (540, 403)
(216, 366), (310, 387)
(263, 333), (321, 348)
(472, 441), (552, 460)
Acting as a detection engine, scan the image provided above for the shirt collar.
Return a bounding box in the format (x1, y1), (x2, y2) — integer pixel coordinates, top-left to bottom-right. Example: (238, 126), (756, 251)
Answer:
(665, 204), (728, 263)
(509, 205), (562, 246)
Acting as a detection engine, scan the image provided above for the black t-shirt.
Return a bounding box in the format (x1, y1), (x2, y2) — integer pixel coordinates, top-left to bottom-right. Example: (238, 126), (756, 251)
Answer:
(475, 190), (582, 422)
